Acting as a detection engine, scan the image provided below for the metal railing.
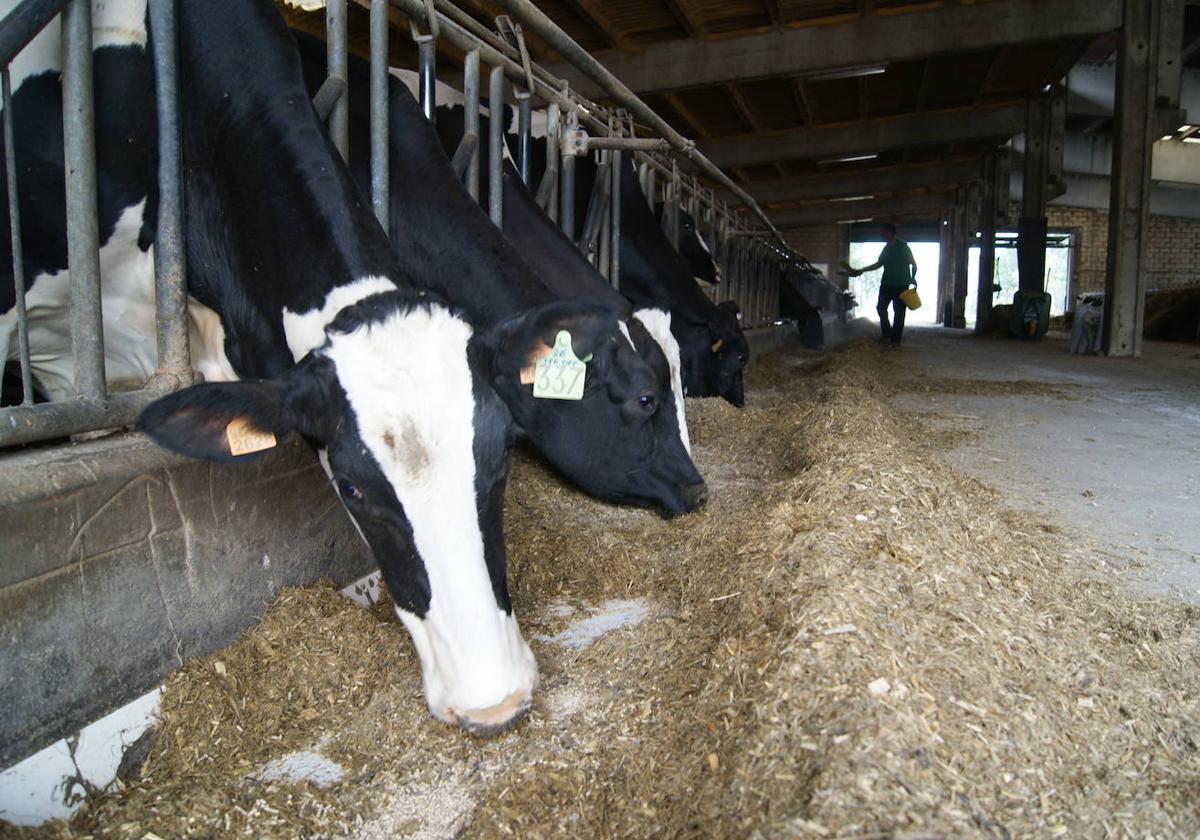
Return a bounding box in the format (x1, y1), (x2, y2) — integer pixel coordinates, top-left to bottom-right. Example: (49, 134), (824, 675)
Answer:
(0, 0), (189, 447)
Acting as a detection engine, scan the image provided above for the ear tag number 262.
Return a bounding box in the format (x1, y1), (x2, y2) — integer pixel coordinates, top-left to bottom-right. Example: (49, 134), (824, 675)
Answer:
(533, 330), (588, 401)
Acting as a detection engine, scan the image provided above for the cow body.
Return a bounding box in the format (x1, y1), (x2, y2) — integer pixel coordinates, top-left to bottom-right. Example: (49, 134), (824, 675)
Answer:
(655, 203), (719, 287)
(3, 0), (557, 734)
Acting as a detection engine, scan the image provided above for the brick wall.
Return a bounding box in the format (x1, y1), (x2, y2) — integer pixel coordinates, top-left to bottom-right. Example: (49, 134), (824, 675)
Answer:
(1046, 205), (1200, 294)
(784, 225), (849, 288)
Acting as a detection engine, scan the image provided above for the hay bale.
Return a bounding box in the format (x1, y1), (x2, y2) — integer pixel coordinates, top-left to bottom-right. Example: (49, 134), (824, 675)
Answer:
(9, 339), (1199, 839)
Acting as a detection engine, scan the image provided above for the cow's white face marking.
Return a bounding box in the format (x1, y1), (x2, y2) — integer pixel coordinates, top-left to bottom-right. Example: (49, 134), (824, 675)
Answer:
(632, 307), (691, 455)
(281, 276), (395, 360)
(616, 319), (636, 350)
(317, 302), (537, 722)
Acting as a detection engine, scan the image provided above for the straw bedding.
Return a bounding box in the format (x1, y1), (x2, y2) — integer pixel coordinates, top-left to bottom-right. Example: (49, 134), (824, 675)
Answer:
(6, 340), (1198, 838)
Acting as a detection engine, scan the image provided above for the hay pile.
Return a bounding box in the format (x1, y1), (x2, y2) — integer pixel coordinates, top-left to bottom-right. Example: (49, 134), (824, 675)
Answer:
(8, 340), (1199, 838)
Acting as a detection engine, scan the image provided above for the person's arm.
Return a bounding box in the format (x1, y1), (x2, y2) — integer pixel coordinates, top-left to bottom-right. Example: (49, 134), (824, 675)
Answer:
(908, 247), (918, 285)
(848, 259), (882, 277)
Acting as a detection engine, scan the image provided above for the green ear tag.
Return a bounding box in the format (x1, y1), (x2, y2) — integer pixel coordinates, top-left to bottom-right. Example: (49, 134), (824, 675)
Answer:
(533, 330), (587, 400)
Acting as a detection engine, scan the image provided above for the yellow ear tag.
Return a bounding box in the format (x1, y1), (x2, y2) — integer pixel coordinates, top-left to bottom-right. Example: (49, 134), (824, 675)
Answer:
(225, 416), (277, 456)
(533, 330), (587, 401)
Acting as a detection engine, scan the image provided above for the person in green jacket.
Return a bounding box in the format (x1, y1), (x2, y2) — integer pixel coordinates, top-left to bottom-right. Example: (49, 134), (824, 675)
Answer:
(848, 222), (917, 348)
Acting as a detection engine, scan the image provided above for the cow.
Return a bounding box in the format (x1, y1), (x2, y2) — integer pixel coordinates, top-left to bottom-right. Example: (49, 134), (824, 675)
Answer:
(293, 34), (705, 514)
(0, 0), (599, 735)
(655, 203), (719, 287)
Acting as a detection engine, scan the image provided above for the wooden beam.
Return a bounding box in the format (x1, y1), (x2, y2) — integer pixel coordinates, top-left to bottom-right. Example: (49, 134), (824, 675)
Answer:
(661, 0), (704, 37)
(699, 101), (1025, 168)
(546, 0), (1122, 96)
(774, 192), (955, 227)
(663, 92), (711, 139)
(730, 158), (985, 203)
(560, 0), (629, 49)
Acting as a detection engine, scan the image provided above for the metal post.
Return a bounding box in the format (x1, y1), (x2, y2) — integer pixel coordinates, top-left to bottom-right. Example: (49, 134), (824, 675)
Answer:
(598, 151), (610, 277)
(560, 109), (576, 237)
(369, 0), (390, 232)
(1018, 92), (1048, 295)
(543, 102), (559, 222)
(463, 49), (480, 202)
(610, 148), (621, 289)
(579, 160), (611, 257)
(667, 159), (681, 249)
(2, 68), (32, 404)
(326, 0), (348, 161)
(1104, 0), (1158, 357)
(418, 38), (436, 122)
(517, 92), (532, 185)
(62, 0), (105, 400)
(148, 0), (190, 384)
(976, 154), (998, 334)
(488, 65), (504, 226)
(952, 188), (970, 328)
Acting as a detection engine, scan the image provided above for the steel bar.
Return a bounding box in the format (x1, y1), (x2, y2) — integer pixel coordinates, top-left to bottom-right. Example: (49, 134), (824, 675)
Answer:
(418, 37), (436, 122)
(2, 68), (32, 404)
(579, 160), (610, 256)
(975, 154), (997, 334)
(62, 0), (105, 400)
(148, 0), (189, 384)
(609, 148), (621, 288)
(667, 159), (681, 249)
(462, 48), (479, 201)
(517, 92), (531, 185)
(576, 136), (669, 152)
(597, 153), (610, 277)
(326, 0), (348, 161)
(369, 0), (389, 231)
(312, 76), (346, 121)
(0, 0), (66, 70)
(488, 64), (504, 226)
(543, 102), (559, 222)
(487, 0), (786, 242)
(450, 131), (478, 177)
(0, 390), (161, 447)
(560, 109), (577, 236)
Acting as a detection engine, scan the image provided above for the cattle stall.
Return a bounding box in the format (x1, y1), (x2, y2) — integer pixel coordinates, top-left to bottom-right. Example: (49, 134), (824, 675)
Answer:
(0, 0), (803, 823)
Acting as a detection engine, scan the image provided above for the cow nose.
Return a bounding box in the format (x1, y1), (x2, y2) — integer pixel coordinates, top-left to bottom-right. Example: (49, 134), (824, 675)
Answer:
(453, 689), (533, 738)
(683, 481), (708, 511)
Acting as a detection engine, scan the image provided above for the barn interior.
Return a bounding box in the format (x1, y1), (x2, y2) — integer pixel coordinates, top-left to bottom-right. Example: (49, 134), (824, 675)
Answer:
(2, 0), (1199, 836)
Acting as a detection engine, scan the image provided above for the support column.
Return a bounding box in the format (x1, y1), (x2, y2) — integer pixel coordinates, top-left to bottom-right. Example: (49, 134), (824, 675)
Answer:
(937, 209), (954, 326)
(952, 187), (972, 328)
(976, 155), (998, 334)
(1018, 93), (1049, 295)
(1104, 0), (1159, 357)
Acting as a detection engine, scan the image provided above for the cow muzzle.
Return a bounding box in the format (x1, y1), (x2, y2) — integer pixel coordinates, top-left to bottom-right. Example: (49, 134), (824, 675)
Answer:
(447, 687), (536, 737)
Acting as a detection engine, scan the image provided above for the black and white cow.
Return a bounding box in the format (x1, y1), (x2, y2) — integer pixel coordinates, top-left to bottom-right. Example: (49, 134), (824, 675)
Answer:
(292, 35), (705, 515)
(655, 203), (719, 287)
(0, 0), (596, 735)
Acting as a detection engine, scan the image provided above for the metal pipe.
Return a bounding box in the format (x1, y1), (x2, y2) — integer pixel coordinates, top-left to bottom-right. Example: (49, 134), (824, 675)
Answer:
(517, 93), (532, 185)
(462, 48), (480, 201)
(449, 131), (478, 177)
(579, 160), (610, 256)
(326, 0), (348, 161)
(0, 0), (66, 70)
(368, 0), (389, 232)
(559, 110), (576, 236)
(667, 160), (681, 250)
(0, 390), (161, 447)
(488, 64), (504, 226)
(488, 0), (786, 242)
(312, 76), (346, 121)
(148, 0), (190, 384)
(418, 37), (436, 122)
(2, 68), (32, 404)
(62, 0), (105, 401)
(543, 102), (559, 222)
(610, 148), (621, 289)
(578, 136), (669, 152)
(597, 152), (610, 277)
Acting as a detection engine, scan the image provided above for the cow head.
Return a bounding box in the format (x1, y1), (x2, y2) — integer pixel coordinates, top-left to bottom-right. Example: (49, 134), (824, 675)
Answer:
(140, 291), (537, 736)
(488, 300), (707, 518)
(676, 301), (749, 409)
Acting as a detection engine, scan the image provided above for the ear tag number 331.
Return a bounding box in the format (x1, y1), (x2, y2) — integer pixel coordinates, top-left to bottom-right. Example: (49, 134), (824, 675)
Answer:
(533, 330), (588, 401)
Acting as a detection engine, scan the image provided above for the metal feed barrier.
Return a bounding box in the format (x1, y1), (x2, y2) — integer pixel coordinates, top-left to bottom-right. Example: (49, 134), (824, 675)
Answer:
(0, 0), (802, 447)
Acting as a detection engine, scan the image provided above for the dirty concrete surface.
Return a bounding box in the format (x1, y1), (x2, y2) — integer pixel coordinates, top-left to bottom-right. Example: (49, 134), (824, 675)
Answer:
(887, 323), (1200, 604)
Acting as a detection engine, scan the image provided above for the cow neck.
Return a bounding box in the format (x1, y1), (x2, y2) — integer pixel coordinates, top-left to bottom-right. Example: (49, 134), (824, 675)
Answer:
(179, 2), (406, 376)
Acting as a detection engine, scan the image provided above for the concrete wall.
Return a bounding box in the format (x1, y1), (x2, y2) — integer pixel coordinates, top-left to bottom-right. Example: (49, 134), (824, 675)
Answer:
(0, 433), (374, 768)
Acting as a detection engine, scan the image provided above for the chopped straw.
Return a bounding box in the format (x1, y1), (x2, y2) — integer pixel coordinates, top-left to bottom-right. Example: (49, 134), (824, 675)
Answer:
(7, 339), (1198, 839)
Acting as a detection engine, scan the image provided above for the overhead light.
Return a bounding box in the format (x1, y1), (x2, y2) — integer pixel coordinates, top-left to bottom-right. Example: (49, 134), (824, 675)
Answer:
(1184, 136), (1200, 144)
(1179, 124), (1195, 132)
(1161, 134), (1175, 141)
(837, 217), (874, 224)
(830, 194), (874, 202)
(799, 65), (887, 82)
(817, 152), (878, 165)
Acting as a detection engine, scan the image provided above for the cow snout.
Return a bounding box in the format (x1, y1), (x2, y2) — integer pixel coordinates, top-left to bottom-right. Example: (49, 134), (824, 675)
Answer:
(682, 480), (708, 512)
(453, 689), (533, 737)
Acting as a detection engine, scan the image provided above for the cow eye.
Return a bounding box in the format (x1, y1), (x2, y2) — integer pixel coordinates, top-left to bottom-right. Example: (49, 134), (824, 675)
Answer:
(637, 394), (657, 413)
(338, 479), (364, 502)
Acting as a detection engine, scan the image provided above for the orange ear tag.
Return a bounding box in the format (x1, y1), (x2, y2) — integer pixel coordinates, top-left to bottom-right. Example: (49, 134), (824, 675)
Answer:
(532, 330), (587, 401)
(226, 417), (277, 456)
(710, 338), (724, 353)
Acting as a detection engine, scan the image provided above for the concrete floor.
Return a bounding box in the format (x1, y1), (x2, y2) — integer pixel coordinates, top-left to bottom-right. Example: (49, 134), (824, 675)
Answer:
(884, 324), (1200, 605)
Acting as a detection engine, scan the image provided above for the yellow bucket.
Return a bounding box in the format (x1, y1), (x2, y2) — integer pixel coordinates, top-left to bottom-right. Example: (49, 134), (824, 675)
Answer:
(899, 288), (922, 310)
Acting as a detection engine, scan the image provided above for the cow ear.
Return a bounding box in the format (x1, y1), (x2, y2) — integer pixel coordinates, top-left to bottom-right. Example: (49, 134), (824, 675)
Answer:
(486, 301), (614, 387)
(139, 355), (336, 458)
